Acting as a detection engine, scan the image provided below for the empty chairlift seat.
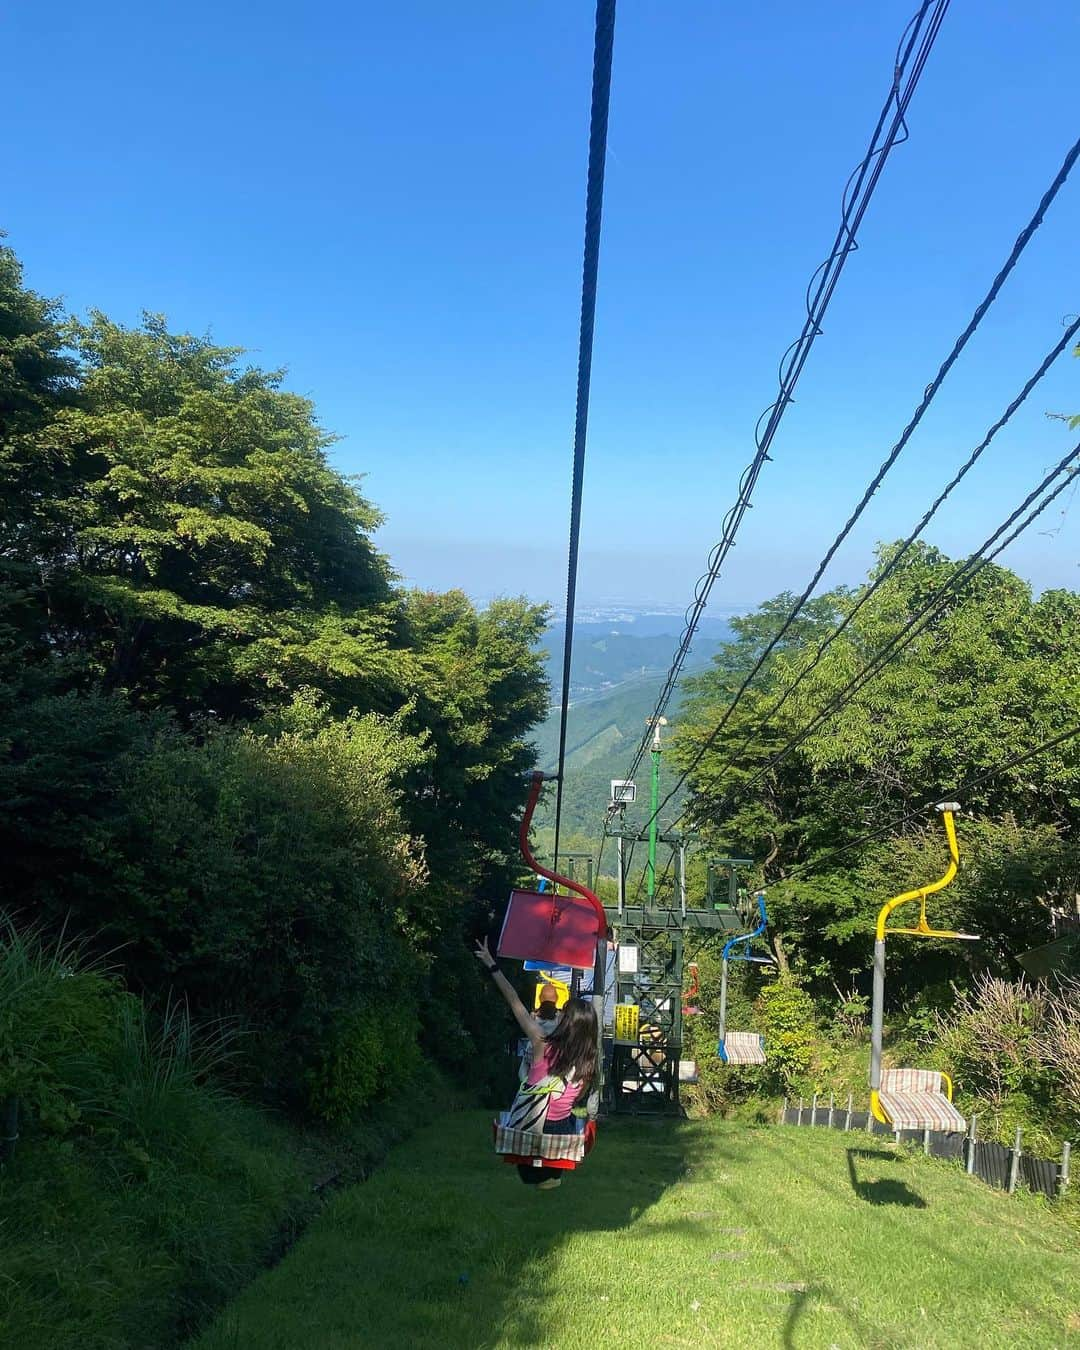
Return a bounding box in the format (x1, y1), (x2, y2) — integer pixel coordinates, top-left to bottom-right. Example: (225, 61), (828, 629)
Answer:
(877, 1068), (966, 1132)
(718, 1031), (766, 1065)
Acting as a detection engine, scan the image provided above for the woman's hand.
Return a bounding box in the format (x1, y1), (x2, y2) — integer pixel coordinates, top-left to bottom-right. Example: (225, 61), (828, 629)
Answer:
(473, 936), (497, 971)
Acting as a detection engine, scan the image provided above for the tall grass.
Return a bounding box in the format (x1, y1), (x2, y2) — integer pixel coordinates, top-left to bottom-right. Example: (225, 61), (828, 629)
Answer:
(77, 995), (239, 1151)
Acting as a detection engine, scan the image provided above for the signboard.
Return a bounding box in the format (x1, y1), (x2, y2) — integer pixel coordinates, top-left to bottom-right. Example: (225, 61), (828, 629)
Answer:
(614, 1002), (640, 1043)
(618, 943), (639, 974)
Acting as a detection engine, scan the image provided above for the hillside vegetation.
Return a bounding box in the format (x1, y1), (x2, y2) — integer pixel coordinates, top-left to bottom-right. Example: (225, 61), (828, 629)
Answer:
(0, 242), (546, 1344)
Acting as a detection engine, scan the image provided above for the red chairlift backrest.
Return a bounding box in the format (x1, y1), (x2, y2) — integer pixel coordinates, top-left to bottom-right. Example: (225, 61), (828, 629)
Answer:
(497, 771), (608, 970)
(498, 888), (602, 970)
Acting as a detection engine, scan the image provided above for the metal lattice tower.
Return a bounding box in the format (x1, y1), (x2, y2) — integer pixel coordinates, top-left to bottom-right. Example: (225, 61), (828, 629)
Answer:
(602, 811), (752, 1114)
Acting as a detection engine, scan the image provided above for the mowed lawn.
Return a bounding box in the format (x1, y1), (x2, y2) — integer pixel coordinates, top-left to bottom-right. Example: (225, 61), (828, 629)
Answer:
(192, 1112), (1080, 1350)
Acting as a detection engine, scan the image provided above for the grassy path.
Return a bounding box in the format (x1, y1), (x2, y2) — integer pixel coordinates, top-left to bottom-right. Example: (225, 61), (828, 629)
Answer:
(193, 1112), (1079, 1349)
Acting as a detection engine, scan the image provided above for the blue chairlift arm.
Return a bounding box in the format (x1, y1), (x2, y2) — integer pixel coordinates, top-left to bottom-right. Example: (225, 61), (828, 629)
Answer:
(721, 892), (769, 964)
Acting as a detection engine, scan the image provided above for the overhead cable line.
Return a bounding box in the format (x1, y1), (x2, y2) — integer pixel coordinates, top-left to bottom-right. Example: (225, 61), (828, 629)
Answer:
(612, 0), (952, 801)
(552, 0), (617, 873)
(673, 314), (1080, 806)
(672, 437), (1080, 832)
(781, 721), (1080, 883)
(638, 133), (1080, 839)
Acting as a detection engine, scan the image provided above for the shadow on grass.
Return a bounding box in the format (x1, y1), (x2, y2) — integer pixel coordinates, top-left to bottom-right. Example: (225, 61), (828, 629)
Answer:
(846, 1148), (928, 1208)
(193, 1109), (702, 1350)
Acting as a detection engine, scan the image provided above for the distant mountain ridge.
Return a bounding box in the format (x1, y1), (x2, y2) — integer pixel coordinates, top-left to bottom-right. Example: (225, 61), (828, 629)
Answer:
(540, 614), (734, 704)
(530, 611), (738, 859)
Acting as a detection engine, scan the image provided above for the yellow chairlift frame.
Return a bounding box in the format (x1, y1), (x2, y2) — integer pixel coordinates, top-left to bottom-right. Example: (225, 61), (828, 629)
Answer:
(869, 802), (978, 1126)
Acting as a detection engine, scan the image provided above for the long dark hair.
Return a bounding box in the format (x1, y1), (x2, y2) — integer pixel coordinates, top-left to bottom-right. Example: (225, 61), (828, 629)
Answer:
(544, 997), (598, 1092)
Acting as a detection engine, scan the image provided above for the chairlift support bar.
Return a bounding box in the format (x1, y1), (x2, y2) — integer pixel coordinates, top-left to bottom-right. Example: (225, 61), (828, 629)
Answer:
(869, 802), (979, 1126)
(717, 892), (776, 1059)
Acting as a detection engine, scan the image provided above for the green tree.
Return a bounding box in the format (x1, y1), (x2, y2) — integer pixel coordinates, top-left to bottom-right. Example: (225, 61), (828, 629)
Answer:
(14, 312), (398, 717)
(676, 544), (1080, 995)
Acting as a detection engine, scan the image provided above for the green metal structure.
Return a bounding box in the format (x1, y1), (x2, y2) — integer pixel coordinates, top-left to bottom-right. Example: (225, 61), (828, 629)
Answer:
(602, 806), (753, 1115)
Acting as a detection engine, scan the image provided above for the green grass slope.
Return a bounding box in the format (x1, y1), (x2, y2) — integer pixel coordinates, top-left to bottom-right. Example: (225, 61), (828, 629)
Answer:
(193, 1112), (1080, 1350)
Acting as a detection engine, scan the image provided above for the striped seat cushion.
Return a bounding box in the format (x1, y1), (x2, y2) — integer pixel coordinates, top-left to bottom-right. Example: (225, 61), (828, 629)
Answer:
(721, 1031), (766, 1065)
(881, 1068), (944, 1094)
(877, 1089), (966, 1132)
(494, 1118), (586, 1162)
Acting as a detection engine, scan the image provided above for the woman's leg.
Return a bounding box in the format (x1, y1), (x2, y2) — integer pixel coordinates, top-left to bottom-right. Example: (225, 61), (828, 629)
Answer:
(518, 1164), (557, 1185)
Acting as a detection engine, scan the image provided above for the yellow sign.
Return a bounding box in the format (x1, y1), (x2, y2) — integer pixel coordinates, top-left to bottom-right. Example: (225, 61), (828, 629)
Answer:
(614, 1002), (640, 1043)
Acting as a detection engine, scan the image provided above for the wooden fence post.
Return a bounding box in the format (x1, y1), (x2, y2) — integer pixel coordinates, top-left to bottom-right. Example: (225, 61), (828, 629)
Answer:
(1007, 1127), (1022, 1195)
(966, 1114), (977, 1176)
(1059, 1141), (1071, 1197)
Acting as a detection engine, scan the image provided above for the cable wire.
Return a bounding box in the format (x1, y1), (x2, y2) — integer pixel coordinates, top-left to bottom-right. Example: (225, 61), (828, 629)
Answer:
(638, 134), (1080, 839)
(552, 0), (617, 872)
(672, 315), (1080, 808)
(613, 0), (951, 800)
(674, 440), (1080, 832)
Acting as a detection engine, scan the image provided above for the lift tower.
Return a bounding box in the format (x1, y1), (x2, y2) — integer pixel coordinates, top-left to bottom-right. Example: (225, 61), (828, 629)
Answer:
(601, 740), (754, 1114)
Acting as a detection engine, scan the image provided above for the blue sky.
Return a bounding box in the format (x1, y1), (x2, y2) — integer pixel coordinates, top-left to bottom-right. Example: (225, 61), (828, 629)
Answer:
(4, 1), (1078, 610)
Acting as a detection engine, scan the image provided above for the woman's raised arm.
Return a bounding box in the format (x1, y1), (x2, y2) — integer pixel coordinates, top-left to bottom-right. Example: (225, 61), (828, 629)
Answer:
(474, 938), (545, 1052)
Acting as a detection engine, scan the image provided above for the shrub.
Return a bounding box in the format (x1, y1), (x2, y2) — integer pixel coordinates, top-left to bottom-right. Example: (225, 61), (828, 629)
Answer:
(932, 974), (1067, 1146)
(305, 1001), (422, 1126)
(754, 978), (823, 1094)
(0, 920), (122, 1137)
(1033, 976), (1080, 1135)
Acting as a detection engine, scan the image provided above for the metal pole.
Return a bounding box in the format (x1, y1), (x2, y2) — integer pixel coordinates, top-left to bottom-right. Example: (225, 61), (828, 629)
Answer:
(811, 1093), (818, 1126)
(797, 1098), (804, 1126)
(678, 839), (687, 918)
(779, 1097), (788, 1126)
(591, 935), (606, 1118)
(1059, 1141), (1071, 1197)
(869, 939), (886, 1096)
(828, 1094), (835, 1128)
(717, 956), (729, 1052)
(966, 1115), (978, 1175)
(844, 1093), (853, 1132)
(646, 717), (666, 900)
(616, 828), (625, 916)
(922, 1127), (930, 1156)
(1008, 1127), (1022, 1194)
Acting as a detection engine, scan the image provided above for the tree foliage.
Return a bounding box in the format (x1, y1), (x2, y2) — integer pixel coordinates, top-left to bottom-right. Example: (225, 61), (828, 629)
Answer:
(676, 542), (1080, 1002)
(0, 240), (550, 1118)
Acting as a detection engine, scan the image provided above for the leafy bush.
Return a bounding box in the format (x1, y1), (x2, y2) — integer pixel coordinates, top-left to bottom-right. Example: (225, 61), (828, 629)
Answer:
(1035, 977), (1080, 1133)
(830, 983), (870, 1041)
(932, 974), (1073, 1147)
(0, 921), (121, 1136)
(753, 979), (826, 1094)
(305, 1003), (422, 1126)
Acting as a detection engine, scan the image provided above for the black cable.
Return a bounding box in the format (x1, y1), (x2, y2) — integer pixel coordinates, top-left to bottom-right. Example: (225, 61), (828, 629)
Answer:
(552, 0), (617, 873)
(640, 134), (1080, 839)
(675, 441), (1080, 831)
(781, 721), (1080, 883)
(679, 316), (1080, 804)
(613, 0), (951, 800)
